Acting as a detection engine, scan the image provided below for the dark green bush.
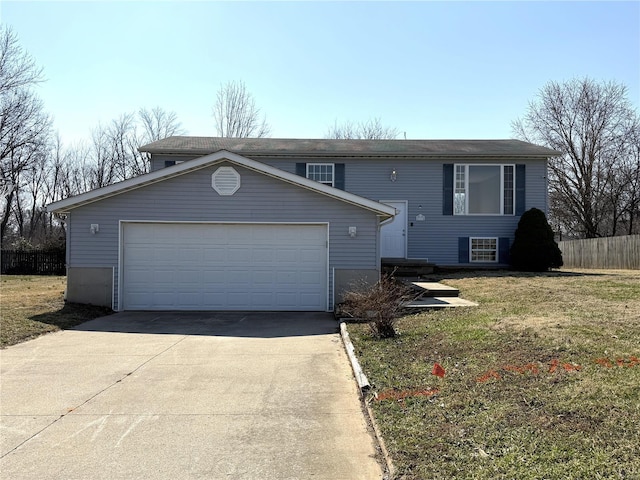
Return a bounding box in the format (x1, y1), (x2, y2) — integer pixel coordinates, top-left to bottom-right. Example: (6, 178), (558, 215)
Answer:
(510, 207), (563, 271)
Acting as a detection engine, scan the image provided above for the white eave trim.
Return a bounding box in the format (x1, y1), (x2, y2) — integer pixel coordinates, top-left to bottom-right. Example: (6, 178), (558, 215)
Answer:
(46, 150), (396, 219)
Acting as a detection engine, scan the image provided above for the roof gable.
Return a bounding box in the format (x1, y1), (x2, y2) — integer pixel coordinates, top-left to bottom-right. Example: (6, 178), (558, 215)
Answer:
(46, 150), (396, 218)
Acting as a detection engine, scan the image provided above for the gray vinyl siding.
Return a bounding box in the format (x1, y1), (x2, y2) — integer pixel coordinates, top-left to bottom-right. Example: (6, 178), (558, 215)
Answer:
(67, 162), (380, 309)
(256, 156), (549, 265)
(148, 153), (549, 265)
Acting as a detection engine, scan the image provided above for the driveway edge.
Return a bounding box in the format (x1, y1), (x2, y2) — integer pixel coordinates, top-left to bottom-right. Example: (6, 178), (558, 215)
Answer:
(339, 322), (370, 392)
(339, 321), (396, 479)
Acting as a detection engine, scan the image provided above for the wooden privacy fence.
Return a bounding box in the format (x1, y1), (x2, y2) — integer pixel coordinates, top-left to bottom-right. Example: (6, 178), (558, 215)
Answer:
(1, 249), (66, 275)
(558, 235), (640, 270)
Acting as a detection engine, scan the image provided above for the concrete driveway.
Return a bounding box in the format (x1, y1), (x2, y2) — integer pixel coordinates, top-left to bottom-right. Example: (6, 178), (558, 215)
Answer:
(0, 312), (383, 479)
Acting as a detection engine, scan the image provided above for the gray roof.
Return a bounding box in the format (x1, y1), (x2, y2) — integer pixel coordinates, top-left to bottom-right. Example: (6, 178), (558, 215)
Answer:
(139, 136), (560, 157)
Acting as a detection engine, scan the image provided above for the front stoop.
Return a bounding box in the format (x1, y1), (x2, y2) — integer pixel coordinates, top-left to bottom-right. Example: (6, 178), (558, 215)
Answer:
(403, 280), (478, 309)
(382, 258), (436, 276)
(410, 281), (460, 297)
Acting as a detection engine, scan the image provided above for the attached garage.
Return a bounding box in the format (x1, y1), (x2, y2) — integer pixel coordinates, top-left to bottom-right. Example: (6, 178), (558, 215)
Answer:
(47, 150), (395, 312)
(121, 222), (328, 311)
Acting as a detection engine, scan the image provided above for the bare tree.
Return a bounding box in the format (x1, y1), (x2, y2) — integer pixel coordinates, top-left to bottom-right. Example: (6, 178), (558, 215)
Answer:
(63, 141), (95, 195)
(512, 78), (639, 238)
(138, 106), (184, 142)
(212, 80), (270, 138)
(52, 107), (184, 199)
(325, 117), (400, 140)
(40, 134), (69, 243)
(136, 106), (185, 174)
(0, 26), (52, 244)
(0, 28), (187, 245)
(0, 25), (44, 95)
(87, 124), (117, 188)
(618, 128), (640, 234)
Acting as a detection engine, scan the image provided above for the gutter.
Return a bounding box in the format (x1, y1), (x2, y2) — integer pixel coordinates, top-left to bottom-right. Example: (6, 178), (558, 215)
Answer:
(140, 149), (561, 160)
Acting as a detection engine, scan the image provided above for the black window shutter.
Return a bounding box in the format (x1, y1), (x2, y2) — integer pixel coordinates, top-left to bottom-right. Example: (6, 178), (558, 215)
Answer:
(443, 164), (454, 215)
(458, 237), (469, 263)
(296, 163), (306, 177)
(498, 237), (510, 264)
(334, 164), (345, 190)
(515, 164), (526, 215)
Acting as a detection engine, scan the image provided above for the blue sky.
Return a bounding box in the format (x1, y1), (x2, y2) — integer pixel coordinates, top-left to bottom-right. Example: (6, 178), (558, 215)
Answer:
(2, 1), (639, 144)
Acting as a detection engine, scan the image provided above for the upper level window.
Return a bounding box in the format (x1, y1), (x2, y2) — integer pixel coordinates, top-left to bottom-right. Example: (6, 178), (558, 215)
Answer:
(306, 163), (334, 186)
(164, 160), (184, 168)
(454, 164), (514, 215)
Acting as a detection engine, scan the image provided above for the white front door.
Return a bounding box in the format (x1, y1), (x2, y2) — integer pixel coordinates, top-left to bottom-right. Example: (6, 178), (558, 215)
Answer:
(380, 201), (407, 258)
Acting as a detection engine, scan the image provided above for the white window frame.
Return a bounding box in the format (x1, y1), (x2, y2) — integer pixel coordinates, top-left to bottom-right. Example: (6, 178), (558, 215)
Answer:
(306, 163), (335, 187)
(454, 164), (515, 216)
(470, 237), (498, 263)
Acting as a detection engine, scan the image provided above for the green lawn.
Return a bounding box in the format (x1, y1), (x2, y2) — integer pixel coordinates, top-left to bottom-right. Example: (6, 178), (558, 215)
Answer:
(1, 275), (113, 347)
(348, 269), (640, 480)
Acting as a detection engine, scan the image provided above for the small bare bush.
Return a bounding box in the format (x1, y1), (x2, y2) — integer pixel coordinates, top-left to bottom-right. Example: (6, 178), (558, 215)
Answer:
(341, 275), (414, 338)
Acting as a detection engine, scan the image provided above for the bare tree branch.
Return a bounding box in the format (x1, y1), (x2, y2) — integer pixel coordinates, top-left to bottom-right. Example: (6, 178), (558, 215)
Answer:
(325, 117), (400, 139)
(212, 80), (271, 138)
(0, 25), (45, 95)
(512, 77), (639, 238)
(138, 107), (184, 142)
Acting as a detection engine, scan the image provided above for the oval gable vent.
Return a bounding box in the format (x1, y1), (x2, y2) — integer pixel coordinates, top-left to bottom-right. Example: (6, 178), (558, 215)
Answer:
(212, 166), (241, 195)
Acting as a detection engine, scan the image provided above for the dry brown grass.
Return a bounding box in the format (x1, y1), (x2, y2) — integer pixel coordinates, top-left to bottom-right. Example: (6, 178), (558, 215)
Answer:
(1, 275), (112, 347)
(349, 268), (640, 480)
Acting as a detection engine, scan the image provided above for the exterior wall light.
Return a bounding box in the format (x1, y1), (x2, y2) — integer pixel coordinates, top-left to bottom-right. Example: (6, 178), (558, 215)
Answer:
(90, 224), (99, 235)
(390, 169), (397, 182)
(348, 226), (357, 238)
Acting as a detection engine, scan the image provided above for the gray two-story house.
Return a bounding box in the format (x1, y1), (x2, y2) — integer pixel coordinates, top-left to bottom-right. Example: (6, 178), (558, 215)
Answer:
(47, 137), (559, 312)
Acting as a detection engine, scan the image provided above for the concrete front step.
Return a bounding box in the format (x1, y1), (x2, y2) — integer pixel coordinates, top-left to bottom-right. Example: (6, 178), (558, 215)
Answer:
(404, 297), (478, 308)
(411, 281), (460, 298)
(402, 280), (478, 309)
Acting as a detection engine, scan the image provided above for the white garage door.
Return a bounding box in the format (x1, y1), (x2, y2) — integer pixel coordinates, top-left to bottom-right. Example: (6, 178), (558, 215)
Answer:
(121, 223), (328, 311)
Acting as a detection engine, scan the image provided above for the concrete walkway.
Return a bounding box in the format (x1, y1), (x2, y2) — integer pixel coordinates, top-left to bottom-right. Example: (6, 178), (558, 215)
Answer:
(0, 312), (383, 479)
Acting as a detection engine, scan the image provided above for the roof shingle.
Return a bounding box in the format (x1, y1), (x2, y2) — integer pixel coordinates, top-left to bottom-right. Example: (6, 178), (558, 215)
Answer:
(139, 136), (560, 157)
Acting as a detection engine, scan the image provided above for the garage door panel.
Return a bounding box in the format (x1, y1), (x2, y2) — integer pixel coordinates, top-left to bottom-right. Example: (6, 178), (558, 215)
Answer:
(123, 223), (327, 311)
(176, 269), (201, 283)
(274, 293), (297, 306)
(249, 292), (275, 305)
(227, 292), (248, 306)
(252, 270), (275, 284)
(274, 270), (297, 284)
(203, 248), (227, 262)
(177, 248), (202, 263)
(251, 248), (274, 263)
(300, 294), (323, 307)
(202, 292), (227, 307)
(202, 270), (225, 284)
(227, 228), (250, 244)
(126, 267), (154, 284)
(301, 246), (325, 258)
(177, 292), (203, 306)
(276, 248), (300, 263)
(125, 245), (151, 262)
(152, 247), (175, 261)
(227, 248), (251, 263)
(299, 270), (325, 285)
(226, 270), (251, 284)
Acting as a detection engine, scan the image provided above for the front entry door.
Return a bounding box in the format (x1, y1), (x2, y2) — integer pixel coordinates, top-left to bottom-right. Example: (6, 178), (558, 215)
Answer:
(380, 200), (407, 258)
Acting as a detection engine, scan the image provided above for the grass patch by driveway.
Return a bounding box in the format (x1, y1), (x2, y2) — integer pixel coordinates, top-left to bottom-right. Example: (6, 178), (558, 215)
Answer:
(1, 275), (113, 347)
(348, 269), (640, 480)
